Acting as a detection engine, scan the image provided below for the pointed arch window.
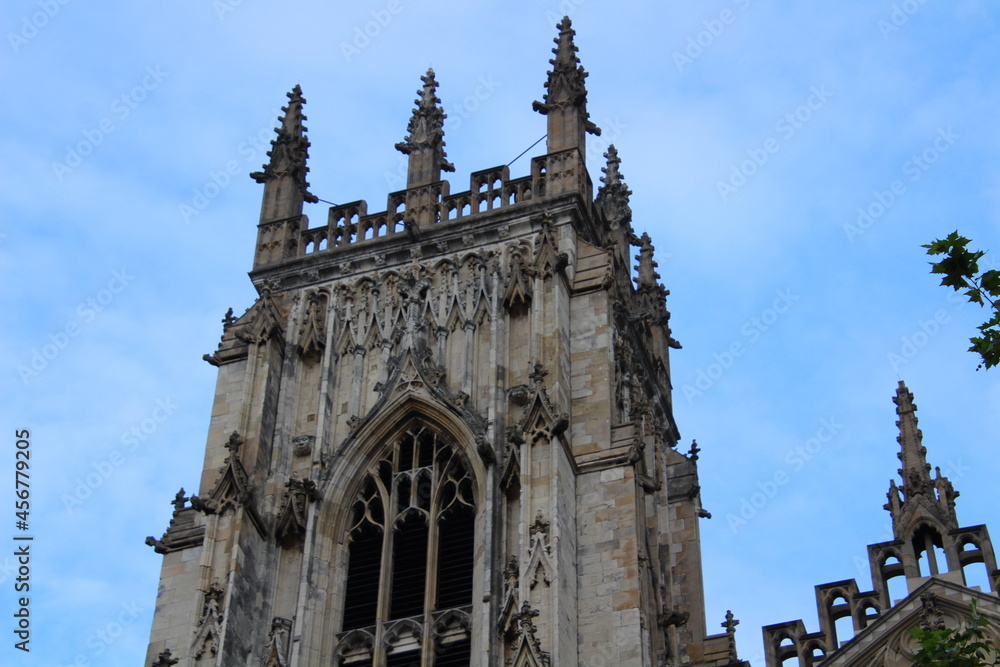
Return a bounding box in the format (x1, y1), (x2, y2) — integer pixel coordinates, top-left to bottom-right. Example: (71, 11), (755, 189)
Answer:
(912, 524), (947, 577)
(337, 424), (475, 666)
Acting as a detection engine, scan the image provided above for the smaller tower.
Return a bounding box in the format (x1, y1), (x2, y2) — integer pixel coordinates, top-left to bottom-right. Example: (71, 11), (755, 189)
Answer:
(533, 16), (601, 159)
(887, 382), (959, 536)
(251, 85), (318, 268)
(763, 382), (1000, 667)
(885, 381), (960, 579)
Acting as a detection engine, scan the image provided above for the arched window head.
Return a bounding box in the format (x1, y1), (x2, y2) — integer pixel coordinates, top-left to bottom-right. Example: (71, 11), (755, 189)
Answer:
(912, 524), (947, 577)
(336, 423), (475, 666)
(803, 644), (825, 667)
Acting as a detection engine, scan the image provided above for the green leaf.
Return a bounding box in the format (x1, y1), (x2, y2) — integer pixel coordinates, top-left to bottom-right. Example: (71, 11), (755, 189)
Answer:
(909, 605), (998, 667)
(981, 270), (1000, 298)
(981, 312), (1000, 328)
(971, 330), (1000, 369)
(924, 233), (997, 371)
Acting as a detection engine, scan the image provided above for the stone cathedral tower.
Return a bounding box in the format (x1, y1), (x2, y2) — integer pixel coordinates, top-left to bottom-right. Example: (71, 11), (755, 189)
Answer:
(144, 18), (747, 667)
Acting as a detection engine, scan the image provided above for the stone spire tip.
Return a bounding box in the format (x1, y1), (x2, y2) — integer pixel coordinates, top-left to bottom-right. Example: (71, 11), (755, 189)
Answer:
(886, 381), (961, 536)
(396, 69), (454, 187)
(250, 84), (317, 205)
(893, 380), (930, 483)
(600, 145), (624, 186)
(596, 144), (632, 229)
(533, 16), (600, 138)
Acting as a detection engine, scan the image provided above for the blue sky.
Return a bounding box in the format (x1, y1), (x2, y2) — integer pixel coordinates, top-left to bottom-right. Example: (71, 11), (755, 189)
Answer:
(2, 1), (999, 664)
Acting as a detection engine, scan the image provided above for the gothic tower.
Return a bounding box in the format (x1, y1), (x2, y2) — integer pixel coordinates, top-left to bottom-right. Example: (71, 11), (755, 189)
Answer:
(144, 18), (745, 667)
(763, 382), (1000, 667)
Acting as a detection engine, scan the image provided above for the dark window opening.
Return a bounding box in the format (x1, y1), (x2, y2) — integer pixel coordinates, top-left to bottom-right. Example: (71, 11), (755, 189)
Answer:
(397, 476), (412, 513)
(343, 520), (383, 631)
(437, 505), (475, 609)
(415, 469), (432, 512)
(387, 649), (422, 667)
(417, 431), (435, 468)
(434, 637), (471, 666)
(337, 425), (475, 666)
(391, 513), (429, 620)
(398, 437), (415, 473)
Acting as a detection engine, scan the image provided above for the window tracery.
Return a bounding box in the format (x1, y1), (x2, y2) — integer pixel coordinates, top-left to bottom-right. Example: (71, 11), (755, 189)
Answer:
(336, 424), (475, 666)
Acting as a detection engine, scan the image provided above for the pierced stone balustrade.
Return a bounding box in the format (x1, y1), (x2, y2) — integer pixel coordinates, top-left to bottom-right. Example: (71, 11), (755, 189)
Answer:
(295, 152), (585, 258)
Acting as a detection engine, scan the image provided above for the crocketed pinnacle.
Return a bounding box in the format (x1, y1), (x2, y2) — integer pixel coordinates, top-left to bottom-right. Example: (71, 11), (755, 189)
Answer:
(893, 380), (932, 490)
(596, 145), (632, 229)
(395, 68), (455, 173)
(250, 85), (318, 203)
(885, 381), (960, 536)
(532, 16), (600, 136)
(635, 233), (661, 291)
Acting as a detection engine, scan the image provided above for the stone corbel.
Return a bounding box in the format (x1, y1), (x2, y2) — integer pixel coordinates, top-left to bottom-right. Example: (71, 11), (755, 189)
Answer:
(658, 608), (689, 629)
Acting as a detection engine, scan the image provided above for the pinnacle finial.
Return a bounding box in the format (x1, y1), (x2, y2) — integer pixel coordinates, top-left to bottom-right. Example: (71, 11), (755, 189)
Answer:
(418, 68), (439, 108)
(596, 144), (632, 229)
(893, 380), (931, 486)
(688, 440), (700, 461)
(722, 610), (741, 661)
(286, 84), (305, 116)
(553, 16), (579, 66)
(278, 85), (310, 142)
(250, 85), (318, 217)
(635, 233), (661, 289)
(601, 145), (623, 186)
(722, 610), (739, 633)
(396, 68), (454, 187)
(886, 381), (960, 536)
(172, 488), (187, 512)
(533, 16), (600, 149)
(533, 16), (596, 117)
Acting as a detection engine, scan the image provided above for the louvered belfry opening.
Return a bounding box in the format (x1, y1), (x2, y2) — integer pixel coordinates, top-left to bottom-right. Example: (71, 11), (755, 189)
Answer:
(436, 487), (475, 609)
(336, 423), (476, 666)
(433, 637), (472, 667)
(386, 651), (422, 667)
(390, 513), (429, 619)
(343, 478), (384, 631)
